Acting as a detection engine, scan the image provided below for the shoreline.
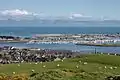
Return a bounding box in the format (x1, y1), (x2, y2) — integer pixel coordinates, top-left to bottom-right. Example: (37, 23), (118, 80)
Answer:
(1, 40), (120, 47)
(75, 43), (120, 47)
(0, 40), (29, 43)
(1, 34), (120, 48)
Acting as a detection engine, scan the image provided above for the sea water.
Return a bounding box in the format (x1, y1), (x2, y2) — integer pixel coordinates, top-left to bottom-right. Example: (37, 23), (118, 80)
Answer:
(0, 26), (120, 53)
(0, 27), (120, 37)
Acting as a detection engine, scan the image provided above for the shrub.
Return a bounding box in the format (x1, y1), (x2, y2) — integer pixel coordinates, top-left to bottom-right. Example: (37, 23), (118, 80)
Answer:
(30, 70), (65, 80)
(12, 74), (29, 80)
(0, 73), (29, 80)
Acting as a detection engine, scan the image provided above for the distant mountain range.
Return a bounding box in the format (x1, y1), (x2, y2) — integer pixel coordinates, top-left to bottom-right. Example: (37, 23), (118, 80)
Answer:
(0, 9), (120, 27)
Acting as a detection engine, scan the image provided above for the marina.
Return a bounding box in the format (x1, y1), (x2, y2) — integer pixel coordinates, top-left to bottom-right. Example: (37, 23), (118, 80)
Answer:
(0, 41), (120, 54)
(0, 27), (120, 54)
(1, 1), (120, 79)
(24, 34), (120, 45)
(0, 33), (120, 53)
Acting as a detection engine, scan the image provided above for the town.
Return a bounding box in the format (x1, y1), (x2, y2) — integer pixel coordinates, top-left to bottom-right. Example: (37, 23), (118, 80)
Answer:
(1, 34), (120, 46)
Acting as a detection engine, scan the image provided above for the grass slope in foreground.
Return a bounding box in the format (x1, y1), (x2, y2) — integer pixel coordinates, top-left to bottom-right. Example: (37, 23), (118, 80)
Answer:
(0, 54), (120, 80)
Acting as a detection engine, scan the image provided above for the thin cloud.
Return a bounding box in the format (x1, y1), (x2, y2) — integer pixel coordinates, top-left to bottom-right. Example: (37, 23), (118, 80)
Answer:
(69, 13), (92, 19)
(71, 13), (83, 17)
(0, 9), (39, 16)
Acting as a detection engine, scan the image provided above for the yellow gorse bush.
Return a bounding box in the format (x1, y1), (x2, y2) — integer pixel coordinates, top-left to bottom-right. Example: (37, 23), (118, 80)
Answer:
(0, 73), (29, 80)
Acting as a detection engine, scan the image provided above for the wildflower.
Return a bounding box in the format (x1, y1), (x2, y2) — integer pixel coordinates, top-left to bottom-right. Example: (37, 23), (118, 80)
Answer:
(13, 72), (16, 74)
(31, 69), (35, 72)
(83, 62), (88, 65)
(76, 65), (79, 68)
(57, 64), (60, 67)
(104, 66), (107, 69)
(35, 63), (38, 65)
(43, 65), (46, 68)
(110, 67), (113, 70)
(114, 67), (117, 69)
(18, 64), (20, 66)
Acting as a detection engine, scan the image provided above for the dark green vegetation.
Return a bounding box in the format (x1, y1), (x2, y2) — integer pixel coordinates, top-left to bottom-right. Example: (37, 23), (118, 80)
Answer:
(76, 43), (120, 47)
(0, 54), (120, 80)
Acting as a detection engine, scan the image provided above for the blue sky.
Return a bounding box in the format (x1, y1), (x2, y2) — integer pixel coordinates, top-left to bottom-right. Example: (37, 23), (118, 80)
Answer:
(0, 0), (119, 19)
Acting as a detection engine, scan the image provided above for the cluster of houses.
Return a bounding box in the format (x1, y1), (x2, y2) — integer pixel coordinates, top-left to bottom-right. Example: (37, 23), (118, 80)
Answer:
(0, 34), (120, 45)
(0, 36), (20, 40)
(84, 39), (120, 44)
(27, 34), (120, 45)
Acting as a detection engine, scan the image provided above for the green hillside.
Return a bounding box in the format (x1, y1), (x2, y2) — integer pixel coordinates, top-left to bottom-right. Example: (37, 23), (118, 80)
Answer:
(0, 54), (120, 80)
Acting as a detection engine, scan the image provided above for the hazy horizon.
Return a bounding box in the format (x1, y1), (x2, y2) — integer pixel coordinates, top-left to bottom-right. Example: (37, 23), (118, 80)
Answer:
(0, 0), (119, 20)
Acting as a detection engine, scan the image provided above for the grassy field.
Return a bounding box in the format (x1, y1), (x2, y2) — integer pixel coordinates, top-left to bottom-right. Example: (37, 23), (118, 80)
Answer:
(0, 54), (120, 80)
